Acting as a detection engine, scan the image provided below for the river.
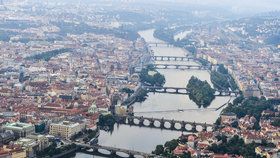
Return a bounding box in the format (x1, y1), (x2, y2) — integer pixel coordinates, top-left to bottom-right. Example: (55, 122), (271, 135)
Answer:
(75, 29), (231, 157)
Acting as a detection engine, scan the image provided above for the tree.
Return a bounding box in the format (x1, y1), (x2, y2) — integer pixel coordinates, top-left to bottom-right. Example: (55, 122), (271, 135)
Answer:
(164, 139), (178, 151)
(187, 76), (215, 107)
(140, 66), (165, 86)
(271, 118), (280, 127)
(154, 145), (164, 155)
(181, 152), (191, 158)
(120, 88), (134, 97)
(217, 64), (228, 74)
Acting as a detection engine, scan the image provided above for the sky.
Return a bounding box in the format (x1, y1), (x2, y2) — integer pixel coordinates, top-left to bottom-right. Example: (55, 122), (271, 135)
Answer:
(165, 0), (280, 14)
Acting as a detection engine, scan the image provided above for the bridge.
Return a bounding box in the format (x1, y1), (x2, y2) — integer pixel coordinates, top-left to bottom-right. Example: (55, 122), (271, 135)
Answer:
(77, 143), (154, 158)
(147, 42), (172, 47)
(115, 115), (215, 133)
(142, 86), (240, 96)
(153, 63), (209, 70)
(152, 55), (195, 61)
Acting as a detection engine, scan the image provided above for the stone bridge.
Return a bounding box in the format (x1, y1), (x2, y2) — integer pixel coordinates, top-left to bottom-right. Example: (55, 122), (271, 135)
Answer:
(77, 143), (155, 158)
(152, 55), (194, 61)
(153, 63), (209, 70)
(142, 86), (240, 96)
(115, 115), (215, 133)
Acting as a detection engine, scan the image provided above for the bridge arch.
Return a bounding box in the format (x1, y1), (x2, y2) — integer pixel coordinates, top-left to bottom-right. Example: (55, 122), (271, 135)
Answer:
(185, 123), (193, 131)
(97, 148), (111, 155)
(116, 151), (130, 158)
(174, 122), (182, 130)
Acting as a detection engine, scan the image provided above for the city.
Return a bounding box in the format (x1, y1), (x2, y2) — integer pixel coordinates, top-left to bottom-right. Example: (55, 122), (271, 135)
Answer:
(0, 0), (279, 158)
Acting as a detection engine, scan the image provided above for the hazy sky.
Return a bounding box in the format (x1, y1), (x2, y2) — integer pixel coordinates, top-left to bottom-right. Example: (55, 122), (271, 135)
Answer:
(169, 0), (280, 13)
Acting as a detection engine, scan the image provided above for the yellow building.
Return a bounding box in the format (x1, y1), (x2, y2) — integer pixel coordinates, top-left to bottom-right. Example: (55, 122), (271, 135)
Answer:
(49, 121), (85, 139)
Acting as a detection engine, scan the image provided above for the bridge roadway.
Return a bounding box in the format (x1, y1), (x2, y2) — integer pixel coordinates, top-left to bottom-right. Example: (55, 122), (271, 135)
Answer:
(115, 115), (215, 132)
(152, 55), (194, 61)
(76, 143), (155, 158)
(147, 42), (171, 47)
(142, 86), (240, 96)
(153, 63), (209, 70)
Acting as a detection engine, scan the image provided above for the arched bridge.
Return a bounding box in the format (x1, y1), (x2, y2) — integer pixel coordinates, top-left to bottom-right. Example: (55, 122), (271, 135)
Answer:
(115, 115), (215, 133)
(153, 63), (209, 70)
(152, 55), (194, 61)
(142, 86), (240, 96)
(77, 143), (154, 158)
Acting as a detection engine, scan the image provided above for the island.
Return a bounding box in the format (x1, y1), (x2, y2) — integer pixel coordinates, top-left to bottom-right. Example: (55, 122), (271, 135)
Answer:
(140, 64), (166, 86)
(187, 76), (215, 107)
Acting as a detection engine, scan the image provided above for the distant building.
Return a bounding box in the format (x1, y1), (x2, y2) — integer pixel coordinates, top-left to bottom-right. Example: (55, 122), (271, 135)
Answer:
(49, 121), (85, 139)
(3, 122), (35, 138)
(0, 130), (15, 145)
(220, 112), (237, 125)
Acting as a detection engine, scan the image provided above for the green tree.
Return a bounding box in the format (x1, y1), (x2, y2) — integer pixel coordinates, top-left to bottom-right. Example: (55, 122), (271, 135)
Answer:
(164, 139), (178, 151)
(187, 76), (215, 107)
(154, 145), (164, 155)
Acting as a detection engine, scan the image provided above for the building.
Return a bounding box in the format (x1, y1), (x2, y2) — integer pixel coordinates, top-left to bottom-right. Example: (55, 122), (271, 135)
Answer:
(15, 134), (49, 157)
(0, 131), (15, 145)
(220, 112), (237, 125)
(49, 121), (86, 139)
(3, 122), (35, 138)
(0, 145), (27, 158)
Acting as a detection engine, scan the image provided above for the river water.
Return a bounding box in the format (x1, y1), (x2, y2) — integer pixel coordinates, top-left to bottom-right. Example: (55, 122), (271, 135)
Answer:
(75, 29), (231, 157)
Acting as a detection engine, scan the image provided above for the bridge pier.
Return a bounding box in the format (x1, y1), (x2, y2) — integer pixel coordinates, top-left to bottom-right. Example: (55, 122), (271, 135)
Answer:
(202, 123), (207, 132)
(128, 117), (134, 125)
(149, 119), (155, 127)
(181, 121), (186, 131)
(170, 120), (175, 130)
(129, 153), (135, 158)
(160, 118), (165, 129)
(139, 117), (144, 126)
(110, 150), (117, 156)
(191, 122), (197, 133)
